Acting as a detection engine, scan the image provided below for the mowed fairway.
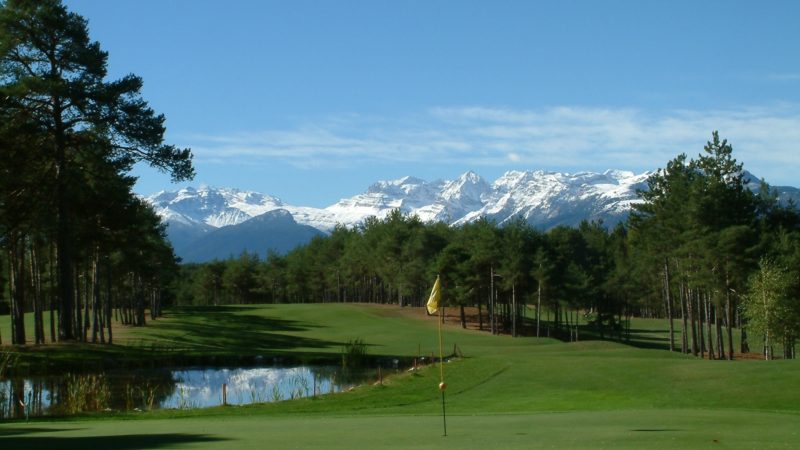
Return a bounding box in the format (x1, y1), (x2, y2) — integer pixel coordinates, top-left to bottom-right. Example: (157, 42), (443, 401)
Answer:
(2, 304), (800, 449)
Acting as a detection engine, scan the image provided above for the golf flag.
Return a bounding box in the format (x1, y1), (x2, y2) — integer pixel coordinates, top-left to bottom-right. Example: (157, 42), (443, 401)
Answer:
(426, 274), (448, 437)
(426, 275), (441, 315)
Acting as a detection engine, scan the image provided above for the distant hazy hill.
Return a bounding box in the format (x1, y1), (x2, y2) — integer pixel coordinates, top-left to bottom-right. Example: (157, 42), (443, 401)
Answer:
(178, 209), (322, 263)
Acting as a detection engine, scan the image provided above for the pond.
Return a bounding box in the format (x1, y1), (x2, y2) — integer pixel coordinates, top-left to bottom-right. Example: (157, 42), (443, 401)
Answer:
(0, 364), (377, 419)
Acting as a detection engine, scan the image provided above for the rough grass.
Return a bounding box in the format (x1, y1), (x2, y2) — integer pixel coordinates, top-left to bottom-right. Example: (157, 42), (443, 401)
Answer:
(2, 303), (799, 449)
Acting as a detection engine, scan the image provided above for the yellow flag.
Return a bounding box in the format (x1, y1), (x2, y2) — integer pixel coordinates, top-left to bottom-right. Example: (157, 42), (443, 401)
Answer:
(426, 275), (441, 315)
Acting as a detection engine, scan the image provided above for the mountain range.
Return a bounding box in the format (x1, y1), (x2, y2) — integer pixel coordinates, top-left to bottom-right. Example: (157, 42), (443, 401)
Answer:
(146, 169), (798, 263)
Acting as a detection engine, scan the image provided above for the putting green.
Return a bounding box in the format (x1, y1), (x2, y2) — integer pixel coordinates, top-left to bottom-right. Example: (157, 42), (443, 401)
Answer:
(2, 409), (799, 449)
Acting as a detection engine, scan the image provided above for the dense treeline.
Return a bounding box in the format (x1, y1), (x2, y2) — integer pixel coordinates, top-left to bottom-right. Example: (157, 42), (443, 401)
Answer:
(174, 215), (648, 341)
(0, 0), (192, 345)
(174, 133), (800, 359)
(629, 132), (796, 359)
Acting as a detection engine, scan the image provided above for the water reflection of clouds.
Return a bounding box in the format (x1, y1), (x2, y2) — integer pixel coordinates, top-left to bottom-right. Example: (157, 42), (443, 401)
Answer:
(2, 365), (358, 417)
(164, 366), (343, 408)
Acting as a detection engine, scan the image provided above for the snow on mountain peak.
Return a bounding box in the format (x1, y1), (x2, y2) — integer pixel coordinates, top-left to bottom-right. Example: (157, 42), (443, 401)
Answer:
(147, 169), (656, 237)
(440, 171), (491, 204)
(147, 186), (286, 228)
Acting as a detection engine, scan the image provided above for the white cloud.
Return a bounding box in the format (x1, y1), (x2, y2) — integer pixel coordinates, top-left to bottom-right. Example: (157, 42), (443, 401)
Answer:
(176, 105), (800, 185)
(766, 73), (800, 82)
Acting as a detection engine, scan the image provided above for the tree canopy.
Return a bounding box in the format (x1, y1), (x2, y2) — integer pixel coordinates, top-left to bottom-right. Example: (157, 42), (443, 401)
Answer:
(1, 0), (192, 344)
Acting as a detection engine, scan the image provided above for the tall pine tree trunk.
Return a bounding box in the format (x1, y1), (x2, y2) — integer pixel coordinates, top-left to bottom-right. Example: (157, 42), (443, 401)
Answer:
(83, 267), (91, 342)
(74, 271), (83, 342)
(680, 283), (688, 353)
(29, 243), (44, 345)
(151, 289), (161, 319)
(91, 249), (100, 343)
(715, 303), (725, 360)
(9, 238), (27, 345)
(98, 273), (106, 345)
(105, 261), (113, 344)
(477, 295), (484, 331)
(697, 291), (705, 359)
(705, 294), (714, 360)
(49, 244), (57, 343)
(56, 126), (76, 341)
(741, 326), (750, 354)
(664, 259), (674, 352)
(687, 286), (698, 356)
(725, 278), (734, 360)
(136, 276), (146, 326)
(536, 279), (542, 337)
(511, 284), (517, 338)
(489, 268), (496, 335)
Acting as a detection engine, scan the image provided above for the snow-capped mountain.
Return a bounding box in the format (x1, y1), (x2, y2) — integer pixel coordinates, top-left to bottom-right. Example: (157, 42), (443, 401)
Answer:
(454, 169), (649, 228)
(147, 169), (648, 235)
(178, 209), (323, 263)
(145, 169), (798, 262)
(320, 169), (649, 229)
(148, 186), (335, 229)
(147, 170), (649, 236)
(324, 171), (493, 225)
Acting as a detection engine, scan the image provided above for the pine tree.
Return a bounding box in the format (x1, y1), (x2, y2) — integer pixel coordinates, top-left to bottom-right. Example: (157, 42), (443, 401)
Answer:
(1, 0), (193, 340)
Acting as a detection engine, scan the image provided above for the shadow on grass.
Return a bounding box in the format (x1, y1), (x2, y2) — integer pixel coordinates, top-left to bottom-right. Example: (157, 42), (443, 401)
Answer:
(1, 432), (228, 450)
(592, 329), (673, 351)
(0, 427), (82, 437)
(143, 307), (339, 354)
(168, 305), (263, 314)
(529, 318), (676, 352)
(627, 328), (669, 334)
(631, 429), (682, 432)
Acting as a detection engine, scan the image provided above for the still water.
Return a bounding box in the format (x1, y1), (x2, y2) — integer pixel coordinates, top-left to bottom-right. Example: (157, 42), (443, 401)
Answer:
(0, 365), (368, 419)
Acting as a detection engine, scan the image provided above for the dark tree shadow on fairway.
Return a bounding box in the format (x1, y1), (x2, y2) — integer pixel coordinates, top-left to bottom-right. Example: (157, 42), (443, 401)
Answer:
(0, 427), (82, 437)
(168, 305), (265, 314)
(617, 329), (673, 351)
(144, 307), (339, 354)
(632, 429), (682, 432)
(1, 433), (229, 450)
(546, 319), (676, 352)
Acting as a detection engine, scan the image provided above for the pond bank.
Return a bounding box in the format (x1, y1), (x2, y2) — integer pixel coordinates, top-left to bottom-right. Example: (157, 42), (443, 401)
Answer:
(1, 363), (390, 419)
(2, 344), (418, 377)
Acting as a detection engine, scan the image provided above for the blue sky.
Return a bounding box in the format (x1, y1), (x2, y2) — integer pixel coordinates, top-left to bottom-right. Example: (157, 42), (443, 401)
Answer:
(64, 0), (800, 207)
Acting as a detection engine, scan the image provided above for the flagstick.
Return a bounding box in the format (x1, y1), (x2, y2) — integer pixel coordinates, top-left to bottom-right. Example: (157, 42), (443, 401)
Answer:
(427, 275), (448, 437)
(438, 306), (447, 437)
(441, 389), (447, 437)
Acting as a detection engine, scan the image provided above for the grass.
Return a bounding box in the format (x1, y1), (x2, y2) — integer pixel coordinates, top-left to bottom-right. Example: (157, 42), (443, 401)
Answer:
(3, 410), (799, 450)
(2, 303), (800, 449)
